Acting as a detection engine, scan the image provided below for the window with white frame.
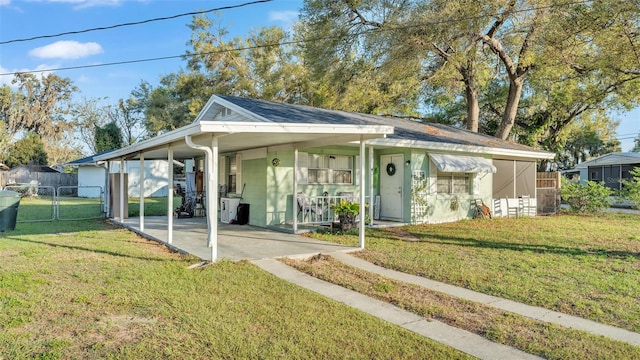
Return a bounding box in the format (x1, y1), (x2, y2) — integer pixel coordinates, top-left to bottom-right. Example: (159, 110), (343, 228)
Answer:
(307, 154), (353, 184)
(436, 171), (471, 194)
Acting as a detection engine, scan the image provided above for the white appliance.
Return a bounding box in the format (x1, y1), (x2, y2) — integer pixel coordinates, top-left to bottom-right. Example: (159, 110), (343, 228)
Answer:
(220, 197), (241, 223)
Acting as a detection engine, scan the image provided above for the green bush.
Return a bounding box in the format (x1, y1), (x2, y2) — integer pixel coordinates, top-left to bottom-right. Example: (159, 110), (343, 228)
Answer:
(620, 167), (640, 209)
(561, 179), (612, 212)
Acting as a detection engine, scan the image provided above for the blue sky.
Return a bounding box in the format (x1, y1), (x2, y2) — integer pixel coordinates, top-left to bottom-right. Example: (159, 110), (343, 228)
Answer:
(0, 0), (302, 101)
(0, 0), (638, 151)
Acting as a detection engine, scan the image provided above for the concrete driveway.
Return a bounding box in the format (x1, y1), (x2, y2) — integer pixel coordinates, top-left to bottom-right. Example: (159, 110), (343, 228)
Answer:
(117, 216), (357, 261)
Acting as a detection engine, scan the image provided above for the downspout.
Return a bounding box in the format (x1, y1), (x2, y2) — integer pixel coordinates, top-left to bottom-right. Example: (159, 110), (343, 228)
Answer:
(185, 135), (217, 261)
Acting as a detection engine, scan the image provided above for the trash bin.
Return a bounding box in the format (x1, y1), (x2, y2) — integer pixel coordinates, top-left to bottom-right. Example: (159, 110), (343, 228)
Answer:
(237, 203), (249, 225)
(0, 190), (21, 232)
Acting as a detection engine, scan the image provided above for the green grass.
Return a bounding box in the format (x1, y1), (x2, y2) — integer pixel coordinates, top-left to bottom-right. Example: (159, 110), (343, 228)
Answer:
(307, 213), (640, 333)
(0, 218), (469, 359)
(14, 196), (179, 222)
(284, 254), (640, 360)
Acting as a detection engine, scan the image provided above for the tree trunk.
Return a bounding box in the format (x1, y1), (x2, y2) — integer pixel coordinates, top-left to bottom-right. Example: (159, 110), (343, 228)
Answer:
(495, 77), (524, 140)
(462, 55), (479, 132)
(464, 81), (480, 132)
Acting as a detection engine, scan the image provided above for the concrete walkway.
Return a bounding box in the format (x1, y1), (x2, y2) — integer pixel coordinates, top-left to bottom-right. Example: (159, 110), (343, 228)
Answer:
(253, 258), (541, 360)
(327, 252), (640, 348)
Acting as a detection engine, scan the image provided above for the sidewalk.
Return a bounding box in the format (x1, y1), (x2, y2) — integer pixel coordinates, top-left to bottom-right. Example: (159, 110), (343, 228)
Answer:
(329, 251), (640, 348)
(252, 251), (640, 359)
(253, 257), (542, 360)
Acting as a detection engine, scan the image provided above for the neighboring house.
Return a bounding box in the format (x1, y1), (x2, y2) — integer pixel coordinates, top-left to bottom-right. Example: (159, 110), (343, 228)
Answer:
(67, 152), (172, 198)
(573, 152), (640, 191)
(94, 95), (553, 260)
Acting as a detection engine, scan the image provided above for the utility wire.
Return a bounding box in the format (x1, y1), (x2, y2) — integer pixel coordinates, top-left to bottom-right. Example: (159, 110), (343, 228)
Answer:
(0, 0), (594, 77)
(0, 0), (273, 45)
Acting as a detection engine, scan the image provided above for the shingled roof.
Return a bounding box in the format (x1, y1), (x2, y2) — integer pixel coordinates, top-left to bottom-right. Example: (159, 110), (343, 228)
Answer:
(218, 95), (546, 154)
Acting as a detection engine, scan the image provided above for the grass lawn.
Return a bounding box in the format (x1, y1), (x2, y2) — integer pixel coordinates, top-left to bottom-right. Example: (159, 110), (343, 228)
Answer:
(284, 254), (640, 359)
(305, 213), (640, 334)
(0, 218), (469, 359)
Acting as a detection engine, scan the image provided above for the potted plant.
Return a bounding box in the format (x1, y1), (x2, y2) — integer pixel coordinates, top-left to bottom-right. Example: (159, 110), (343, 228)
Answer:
(331, 200), (360, 231)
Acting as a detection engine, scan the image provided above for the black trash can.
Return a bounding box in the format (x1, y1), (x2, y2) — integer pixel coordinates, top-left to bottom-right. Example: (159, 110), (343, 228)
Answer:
(0, 190), (21, 232)
(237, 203), (249, 225)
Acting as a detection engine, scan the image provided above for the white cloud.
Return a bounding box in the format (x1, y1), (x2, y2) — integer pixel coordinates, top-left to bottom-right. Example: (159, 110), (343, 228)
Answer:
(268, 10), (299, 24)
(29, 40), (103, 60)
(0, 0), (11, 6)
(46, 0), (123, 9)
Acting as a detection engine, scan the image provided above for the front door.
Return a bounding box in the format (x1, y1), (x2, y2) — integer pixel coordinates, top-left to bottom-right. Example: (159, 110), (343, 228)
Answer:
(380, 154), (404, 220)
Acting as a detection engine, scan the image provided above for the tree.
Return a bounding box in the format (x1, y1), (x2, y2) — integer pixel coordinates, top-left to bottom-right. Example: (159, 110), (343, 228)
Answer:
(300, 0), (640, 143)
(95, 122), (123, 153)
(632, 134), (640, 153)
(108, 97), (146, 146)
(71, 97), (110, 155)
(1, 73), (77, 140)
(5, 132), (48, 167)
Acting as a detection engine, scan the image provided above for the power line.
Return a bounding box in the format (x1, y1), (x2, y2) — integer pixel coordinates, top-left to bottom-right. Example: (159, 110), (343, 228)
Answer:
(0, 0), (594, 77)
(0, 0), (273, 45)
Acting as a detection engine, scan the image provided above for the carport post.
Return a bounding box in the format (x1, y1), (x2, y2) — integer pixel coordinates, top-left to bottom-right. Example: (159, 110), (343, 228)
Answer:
(210, 136), (219, 261)
(119, 158), (125, 222)
(139, 153), (145, 232)
(167, 145), (174, 244)
(368, 145), (374, 227)
(293, 148), (298, 233)
(359, 137), (365, 249)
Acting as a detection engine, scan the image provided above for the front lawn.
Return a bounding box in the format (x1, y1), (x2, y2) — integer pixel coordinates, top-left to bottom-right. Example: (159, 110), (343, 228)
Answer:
(307, 213), (640, 332)
(0, 219), (468, 359)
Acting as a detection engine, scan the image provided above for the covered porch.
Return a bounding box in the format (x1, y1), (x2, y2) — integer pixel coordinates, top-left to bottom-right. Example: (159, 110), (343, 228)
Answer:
(117, 216), (358, 261)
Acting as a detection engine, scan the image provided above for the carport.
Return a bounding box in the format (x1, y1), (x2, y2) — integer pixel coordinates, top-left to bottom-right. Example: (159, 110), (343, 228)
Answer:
(119, 216), (357, 261)
(95, 96), (393, 261)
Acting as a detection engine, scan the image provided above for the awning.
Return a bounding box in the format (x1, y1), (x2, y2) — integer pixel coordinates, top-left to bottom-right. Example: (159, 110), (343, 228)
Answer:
(429, 153), (497, 173)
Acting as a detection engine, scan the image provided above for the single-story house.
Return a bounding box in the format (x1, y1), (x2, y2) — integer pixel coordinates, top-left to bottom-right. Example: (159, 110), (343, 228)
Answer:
(94, 94), (554, 261)
(574, 152), (640, 190)
(68, 151), (181, 198)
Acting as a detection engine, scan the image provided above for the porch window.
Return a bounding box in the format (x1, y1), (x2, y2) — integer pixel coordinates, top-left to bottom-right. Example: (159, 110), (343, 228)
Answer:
(437, 171), (470, 194)
(307, 154), (353, 184)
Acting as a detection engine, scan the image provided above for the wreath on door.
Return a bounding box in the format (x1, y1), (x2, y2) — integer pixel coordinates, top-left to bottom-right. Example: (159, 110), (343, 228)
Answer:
(386, 162), (396, 176)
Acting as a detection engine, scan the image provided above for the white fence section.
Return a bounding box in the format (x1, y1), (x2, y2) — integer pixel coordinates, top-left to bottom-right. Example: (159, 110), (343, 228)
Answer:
(296, 193), (369, 225)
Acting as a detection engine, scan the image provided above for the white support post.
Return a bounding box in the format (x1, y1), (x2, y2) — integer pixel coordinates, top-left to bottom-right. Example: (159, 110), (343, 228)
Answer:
(359, 137), (366, 249)
(210, 136), (219, 261)
(139, 153), (145, 232)
(167, 145), (174, 244)
(293, 148), (298, 233)
(119, 158), (125, 222)
(368, 145), (374, 227)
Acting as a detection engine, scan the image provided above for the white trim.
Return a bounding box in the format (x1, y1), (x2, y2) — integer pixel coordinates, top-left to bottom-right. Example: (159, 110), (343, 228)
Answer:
(359, 137), (365, 249)
(167, 146), (173, 244)
(139, 153), (145, 232)
(366, 138), (554, 160)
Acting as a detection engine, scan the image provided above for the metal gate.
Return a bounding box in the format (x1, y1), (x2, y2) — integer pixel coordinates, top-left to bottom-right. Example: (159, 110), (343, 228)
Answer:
(3, 185), (105, 222)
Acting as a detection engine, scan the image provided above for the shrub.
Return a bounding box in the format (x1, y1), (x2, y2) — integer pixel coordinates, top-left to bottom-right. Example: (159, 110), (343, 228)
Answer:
(620, 167), (640, 209)
(561, 179), (612, 212)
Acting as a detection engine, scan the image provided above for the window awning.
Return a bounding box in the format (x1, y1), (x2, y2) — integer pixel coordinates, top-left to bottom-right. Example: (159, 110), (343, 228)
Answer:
(429, 153), (497, 173)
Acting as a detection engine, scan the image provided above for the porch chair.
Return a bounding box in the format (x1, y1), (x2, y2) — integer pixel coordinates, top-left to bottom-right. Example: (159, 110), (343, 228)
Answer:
(506, 198), (520, 218)
(297, 192), (317, 222)
(519, 195), (536, 216)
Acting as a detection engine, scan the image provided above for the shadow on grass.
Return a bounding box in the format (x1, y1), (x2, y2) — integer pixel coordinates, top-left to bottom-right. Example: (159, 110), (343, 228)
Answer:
(5, 236), (168, 262)
(3, 219), (114, 237)
(434, 235), (640, 259)
(374, 230), (640, 260)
